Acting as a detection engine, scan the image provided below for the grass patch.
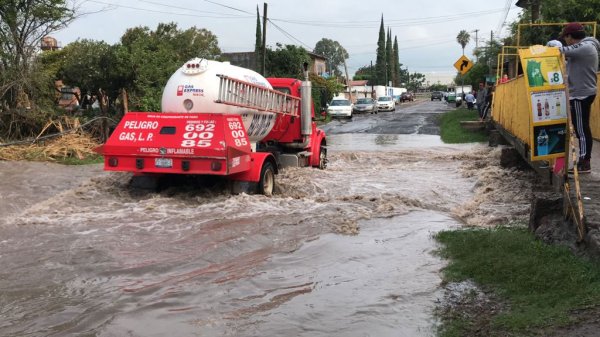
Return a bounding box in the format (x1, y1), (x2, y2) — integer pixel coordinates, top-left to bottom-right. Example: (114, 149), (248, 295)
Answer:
(439, 108), (488, 143)
(435, 227), (600, 336)
(315, 113), (332, 125)
(55, 154), (104, 165)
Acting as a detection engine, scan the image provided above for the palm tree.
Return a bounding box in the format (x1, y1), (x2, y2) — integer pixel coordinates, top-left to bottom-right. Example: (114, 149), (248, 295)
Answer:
(456, 30), (471, 55)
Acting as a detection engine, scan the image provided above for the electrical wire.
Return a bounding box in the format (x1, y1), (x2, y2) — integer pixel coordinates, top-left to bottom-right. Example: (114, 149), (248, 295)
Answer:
(81, 0), (514, 75)
(137, 0), (243, 16)
(267, 19), (312, 50)
(271, 8), (509, 29)
(495, 0), (513, 37)
(203, 0), (254, 15)
(89, 0), (252, 19)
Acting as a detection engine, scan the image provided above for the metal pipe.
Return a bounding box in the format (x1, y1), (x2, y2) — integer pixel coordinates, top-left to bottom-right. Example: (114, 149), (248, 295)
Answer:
(301, 62), (312, 136)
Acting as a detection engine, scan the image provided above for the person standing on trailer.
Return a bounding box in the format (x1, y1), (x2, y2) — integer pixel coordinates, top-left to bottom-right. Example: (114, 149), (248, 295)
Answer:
(557, 22), (600, 173)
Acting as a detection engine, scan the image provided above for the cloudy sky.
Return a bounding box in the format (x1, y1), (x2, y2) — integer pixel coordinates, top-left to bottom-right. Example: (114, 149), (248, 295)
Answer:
(53, 0), (523, 82)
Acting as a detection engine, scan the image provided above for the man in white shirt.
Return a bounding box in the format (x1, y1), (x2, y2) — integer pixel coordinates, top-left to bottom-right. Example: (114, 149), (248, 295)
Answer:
(464, 92), (475, 110)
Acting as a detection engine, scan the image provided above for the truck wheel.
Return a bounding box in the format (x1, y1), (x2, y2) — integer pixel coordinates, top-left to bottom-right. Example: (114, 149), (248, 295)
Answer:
(318, 145), (327, 170)
(258, 161), (275, 196)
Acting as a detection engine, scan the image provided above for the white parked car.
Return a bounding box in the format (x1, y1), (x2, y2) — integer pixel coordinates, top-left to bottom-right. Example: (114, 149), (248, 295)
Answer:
(327, 99), (353, 118)
(376, 96), (395, 112)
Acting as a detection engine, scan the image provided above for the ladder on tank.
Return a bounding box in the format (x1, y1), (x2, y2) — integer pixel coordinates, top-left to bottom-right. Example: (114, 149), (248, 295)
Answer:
(215, 74), (301, 117)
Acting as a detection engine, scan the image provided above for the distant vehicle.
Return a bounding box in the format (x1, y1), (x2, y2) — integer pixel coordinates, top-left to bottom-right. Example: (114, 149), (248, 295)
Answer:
(327, 99), (353, 118)
(400, 92), (415, 102)
(455, 85), (473, 96)
(431, 91), (443, 101)
(453, 85), (472, 104)
(353, 97), (377, 114)
(376, 96), (395, 111)
(446, 92), (457, 103)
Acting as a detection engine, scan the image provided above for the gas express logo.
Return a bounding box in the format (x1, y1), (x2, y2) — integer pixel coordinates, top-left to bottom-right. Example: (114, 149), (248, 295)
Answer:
(177, 85), (204, 96)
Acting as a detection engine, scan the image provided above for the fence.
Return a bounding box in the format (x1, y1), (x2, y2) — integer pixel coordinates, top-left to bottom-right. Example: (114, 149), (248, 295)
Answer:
(493, 73), (600, 146)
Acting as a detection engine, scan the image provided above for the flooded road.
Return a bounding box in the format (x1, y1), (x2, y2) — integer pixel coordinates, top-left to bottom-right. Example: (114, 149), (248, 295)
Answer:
(0, 100), (536, 336)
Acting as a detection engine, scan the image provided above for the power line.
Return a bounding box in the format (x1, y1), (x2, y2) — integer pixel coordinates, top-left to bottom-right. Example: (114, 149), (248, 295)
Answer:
(137, 0), (244, 16)
(203, 0), (254, 15)
(495, 0), (513, 37)
(89, 0), (252, 19)
(271, 8), (509, 29)
(267, 19), (312, 50)
(349, 38), (457, 55)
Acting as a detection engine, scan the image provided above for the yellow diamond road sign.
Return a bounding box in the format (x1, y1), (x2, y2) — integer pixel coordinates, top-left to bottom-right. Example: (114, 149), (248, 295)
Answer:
(454, 55), (473, 75)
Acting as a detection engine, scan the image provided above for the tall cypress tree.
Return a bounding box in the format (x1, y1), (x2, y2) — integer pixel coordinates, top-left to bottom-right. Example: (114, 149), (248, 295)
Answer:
(254, 6), (262, 72)
(386, 28), (393, 87)
(393, 36), (401, 86)
(375, 15), (386, 86)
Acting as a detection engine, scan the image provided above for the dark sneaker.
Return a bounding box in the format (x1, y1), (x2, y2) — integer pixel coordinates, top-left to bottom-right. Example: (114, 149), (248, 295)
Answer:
(568, 159), (591, 174)
(579, 159), (591, 174)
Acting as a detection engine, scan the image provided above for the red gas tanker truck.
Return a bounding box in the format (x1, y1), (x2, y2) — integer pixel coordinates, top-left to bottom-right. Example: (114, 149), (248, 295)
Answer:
(95, 58), (327, 195)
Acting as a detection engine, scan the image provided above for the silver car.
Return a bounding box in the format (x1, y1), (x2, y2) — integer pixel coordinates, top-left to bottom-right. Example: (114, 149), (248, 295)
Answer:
(353, 98), (377, 114)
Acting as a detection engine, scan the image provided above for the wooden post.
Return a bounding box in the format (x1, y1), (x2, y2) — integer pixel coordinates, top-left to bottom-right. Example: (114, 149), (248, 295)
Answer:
(98, 88), (109, 142)
(261, 3), (267, 76)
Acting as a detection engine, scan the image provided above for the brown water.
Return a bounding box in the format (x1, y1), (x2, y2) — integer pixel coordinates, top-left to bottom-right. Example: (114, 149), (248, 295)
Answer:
(0, 134), (537, 337)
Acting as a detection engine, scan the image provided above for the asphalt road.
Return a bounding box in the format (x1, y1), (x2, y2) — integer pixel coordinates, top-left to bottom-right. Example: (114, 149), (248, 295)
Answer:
(320, 98), (453, 136)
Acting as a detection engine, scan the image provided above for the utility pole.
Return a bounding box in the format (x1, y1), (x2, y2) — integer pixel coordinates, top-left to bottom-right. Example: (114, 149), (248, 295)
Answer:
(370, 60), (374, 98)
(384, 62), (388, 96)
(490, 30), (494, 81)
(344, 59), (352, 103)
(261, 2), (267, 76)
(474, 29), (479, 62)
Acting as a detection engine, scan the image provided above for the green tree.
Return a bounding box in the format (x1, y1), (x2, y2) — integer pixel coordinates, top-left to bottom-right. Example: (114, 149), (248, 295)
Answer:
(455, 63), (487, 89)
(310, 73), (343, 112)
(392, 36), (401, 86)
(313, 38), (348, 78)
(408, 72), (426, 91)
(51, 40), (118, 95)
(455, 35), (503, 86)
(375, 16), (386, 86)
(116, 22), (221, 111)
(265, 43), (310, 78)
(429, 83), (447, 92)
(456, 30), (471, 55)
(509, 1), (600, 46)
(0, 0), (76, 108)
(398, 65), (409, 87)
(386, 28), (393, 87)
(539, 0), (600, 23)
(353, 64), (376, 85)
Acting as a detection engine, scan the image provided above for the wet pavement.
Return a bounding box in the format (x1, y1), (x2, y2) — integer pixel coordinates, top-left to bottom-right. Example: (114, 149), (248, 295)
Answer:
(321, 99), (450, 136)
(0, 100), (537, 336)
(571, 140), (600, 245)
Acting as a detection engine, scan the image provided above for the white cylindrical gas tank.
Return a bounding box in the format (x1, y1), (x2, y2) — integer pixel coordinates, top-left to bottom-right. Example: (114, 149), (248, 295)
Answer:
(161, 58), (278, 143)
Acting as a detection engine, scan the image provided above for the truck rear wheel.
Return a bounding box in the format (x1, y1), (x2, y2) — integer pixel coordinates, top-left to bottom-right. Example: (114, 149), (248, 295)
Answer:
(318, 145), (327, 170)
(258, 161), (275, 196)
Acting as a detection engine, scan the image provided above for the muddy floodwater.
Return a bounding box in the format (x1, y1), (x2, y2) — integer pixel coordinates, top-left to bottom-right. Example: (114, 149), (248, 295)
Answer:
(0, 101), (537, 336)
